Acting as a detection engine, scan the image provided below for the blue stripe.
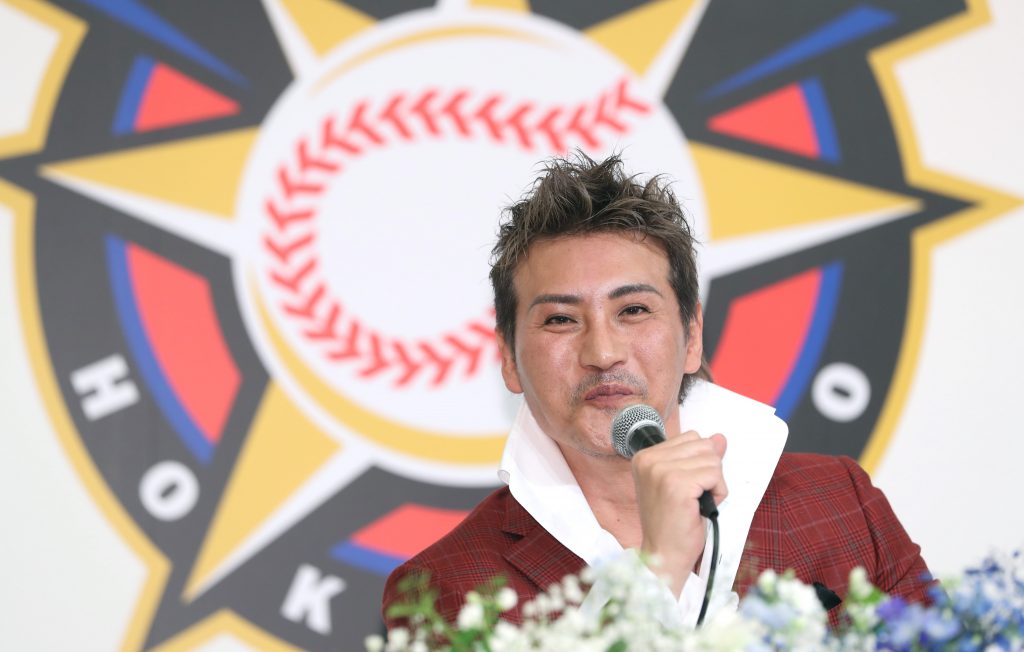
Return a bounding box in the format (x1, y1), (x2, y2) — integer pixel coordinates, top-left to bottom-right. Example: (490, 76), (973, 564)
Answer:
(801, 78), (841, 163)
(112, 56), (154, 136)
(702, 5), (896, 100)
(105, 236), (214, 464)
(331, 541), (405, 576)
(774, 263), (844, 420)
(74, 0), (247, 87)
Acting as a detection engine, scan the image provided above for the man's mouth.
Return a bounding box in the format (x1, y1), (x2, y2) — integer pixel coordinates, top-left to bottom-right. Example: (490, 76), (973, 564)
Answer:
(583, 384), (636, 401)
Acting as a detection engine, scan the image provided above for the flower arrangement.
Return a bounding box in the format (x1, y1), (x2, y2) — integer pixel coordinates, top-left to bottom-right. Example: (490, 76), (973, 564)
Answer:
(370, 548), (1024, 651)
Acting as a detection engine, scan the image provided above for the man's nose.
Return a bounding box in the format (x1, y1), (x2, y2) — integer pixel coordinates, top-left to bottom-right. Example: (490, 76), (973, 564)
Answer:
(579, 318), (627, 370)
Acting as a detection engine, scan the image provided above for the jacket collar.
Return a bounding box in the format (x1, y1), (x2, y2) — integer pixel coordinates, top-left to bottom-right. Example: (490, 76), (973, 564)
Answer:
(499, 487), (586, 591)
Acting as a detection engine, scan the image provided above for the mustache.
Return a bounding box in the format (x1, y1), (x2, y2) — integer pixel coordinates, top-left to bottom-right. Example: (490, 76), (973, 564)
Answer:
(569, 371), (649, 404)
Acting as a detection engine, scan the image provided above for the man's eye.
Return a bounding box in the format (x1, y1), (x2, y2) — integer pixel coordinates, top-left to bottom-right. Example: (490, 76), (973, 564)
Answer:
(543, 315), (574, 326)
(621, 305), (650, 316)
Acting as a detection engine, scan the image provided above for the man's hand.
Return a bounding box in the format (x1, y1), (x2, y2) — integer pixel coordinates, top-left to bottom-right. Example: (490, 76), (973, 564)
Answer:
(631, 431), (728, 597)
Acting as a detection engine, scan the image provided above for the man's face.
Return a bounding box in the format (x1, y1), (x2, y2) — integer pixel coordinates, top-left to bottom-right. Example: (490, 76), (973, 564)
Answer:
(498, 232), (703, 458)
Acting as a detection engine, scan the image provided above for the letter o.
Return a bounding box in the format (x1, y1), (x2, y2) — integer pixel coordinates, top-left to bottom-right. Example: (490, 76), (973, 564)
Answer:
(812, 362), (871, 423)
(139, 460), (199, 521)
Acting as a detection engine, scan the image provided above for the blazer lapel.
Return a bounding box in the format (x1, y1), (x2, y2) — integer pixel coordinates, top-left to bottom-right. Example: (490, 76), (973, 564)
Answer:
(501, 491), (586, 592)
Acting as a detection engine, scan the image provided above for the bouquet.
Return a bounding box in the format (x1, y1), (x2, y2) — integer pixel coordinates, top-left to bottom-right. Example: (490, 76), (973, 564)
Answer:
(369, 547), (1023, 651)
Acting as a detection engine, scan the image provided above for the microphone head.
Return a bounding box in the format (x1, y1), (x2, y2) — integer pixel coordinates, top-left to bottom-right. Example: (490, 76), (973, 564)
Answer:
(610, 404), (665, 459)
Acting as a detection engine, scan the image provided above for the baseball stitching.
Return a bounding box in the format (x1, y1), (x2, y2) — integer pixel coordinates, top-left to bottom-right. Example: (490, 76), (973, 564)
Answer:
(262, 77), (650, 388)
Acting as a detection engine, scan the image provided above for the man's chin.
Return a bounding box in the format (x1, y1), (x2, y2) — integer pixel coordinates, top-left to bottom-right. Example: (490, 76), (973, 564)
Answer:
(574, 421), (625, 460)
(557, 436), (620, 460)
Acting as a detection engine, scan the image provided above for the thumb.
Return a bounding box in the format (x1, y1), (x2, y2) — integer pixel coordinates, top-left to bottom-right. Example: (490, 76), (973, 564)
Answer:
(708, 433), (727, 458)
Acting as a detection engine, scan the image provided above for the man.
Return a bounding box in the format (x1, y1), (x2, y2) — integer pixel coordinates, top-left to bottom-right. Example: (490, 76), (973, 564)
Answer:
(382, 153), (930, 628)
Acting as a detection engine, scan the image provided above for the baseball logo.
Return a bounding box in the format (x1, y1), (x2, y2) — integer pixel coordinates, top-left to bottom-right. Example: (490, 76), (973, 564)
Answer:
(235, 12), (707, 482)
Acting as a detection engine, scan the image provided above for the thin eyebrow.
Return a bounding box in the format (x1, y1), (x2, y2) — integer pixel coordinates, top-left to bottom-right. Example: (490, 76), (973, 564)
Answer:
(608, 284), (663, 300)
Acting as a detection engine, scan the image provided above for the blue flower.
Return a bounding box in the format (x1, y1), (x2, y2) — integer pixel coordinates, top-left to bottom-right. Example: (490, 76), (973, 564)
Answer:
(880, 603), (925, 650)
(920, 609), (959, 643)
(740, 596), (796, 631)
(876, 597), (908, 623)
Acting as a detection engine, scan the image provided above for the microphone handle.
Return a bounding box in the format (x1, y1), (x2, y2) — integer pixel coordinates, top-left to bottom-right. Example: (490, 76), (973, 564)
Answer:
(698, 491), (717, 519)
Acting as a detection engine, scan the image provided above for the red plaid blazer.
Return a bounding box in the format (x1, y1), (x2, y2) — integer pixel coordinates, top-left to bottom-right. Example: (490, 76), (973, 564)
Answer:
(382, 453), (931, 627)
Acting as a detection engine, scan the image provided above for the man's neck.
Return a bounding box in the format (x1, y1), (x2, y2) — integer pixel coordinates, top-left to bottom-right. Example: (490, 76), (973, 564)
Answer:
(556, 442), (645, 550)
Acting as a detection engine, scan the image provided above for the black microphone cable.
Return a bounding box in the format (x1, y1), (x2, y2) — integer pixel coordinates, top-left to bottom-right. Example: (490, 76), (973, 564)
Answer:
(695, 505), (719, 627)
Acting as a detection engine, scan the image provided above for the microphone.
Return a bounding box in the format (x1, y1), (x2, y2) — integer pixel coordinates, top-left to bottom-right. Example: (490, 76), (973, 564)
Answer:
(610, 404), (718, 518)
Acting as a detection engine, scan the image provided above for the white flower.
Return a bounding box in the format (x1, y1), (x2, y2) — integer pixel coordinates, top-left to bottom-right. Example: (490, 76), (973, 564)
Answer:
(579, 566), (597, 584)
(756, 568), (778, 593)
(363, 634), (384, 652)
(848, 566), (873, 600)
(689, 608), (759, 651)
(489, 619), (526, 652)
(384, 627), (409, 651)
(456, 601), (486, 630)
(562, 575), (585, 604)
(547, 592), (566, 612)
(496, 586), (518, 611)
(521, 600), (538, 618)
(777, 575), (825, 618)
(534, 593), (553, 615)
(546, 582), (564, 605)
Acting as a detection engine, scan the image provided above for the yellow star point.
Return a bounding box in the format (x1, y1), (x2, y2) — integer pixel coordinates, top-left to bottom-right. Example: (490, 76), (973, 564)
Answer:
(184, 383), (340, 601)
(690, 143), (922, 240)
(149, 610), (302, 652)
(42, 128), (258, 218)
(469, 0), (531, 11)
(279, 0), (375, 57)
(586, 0), (700, 77)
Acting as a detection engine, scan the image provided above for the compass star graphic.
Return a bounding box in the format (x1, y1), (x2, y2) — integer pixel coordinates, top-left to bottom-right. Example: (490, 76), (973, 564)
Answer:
(2, 0), (1017, 649)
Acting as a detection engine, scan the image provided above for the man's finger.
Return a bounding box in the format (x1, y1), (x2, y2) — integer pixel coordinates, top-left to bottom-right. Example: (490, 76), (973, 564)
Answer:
(709, 433), (727, 458)
(664, 429), (702, 442)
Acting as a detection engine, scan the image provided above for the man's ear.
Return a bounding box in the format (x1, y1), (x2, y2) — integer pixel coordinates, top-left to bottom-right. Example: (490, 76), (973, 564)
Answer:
(684, 303), (704, 375)
(497, 332), (523, 394)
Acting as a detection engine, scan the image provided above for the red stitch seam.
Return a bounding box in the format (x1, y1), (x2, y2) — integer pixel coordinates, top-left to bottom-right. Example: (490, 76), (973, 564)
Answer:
(328, 319), (361, 361)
